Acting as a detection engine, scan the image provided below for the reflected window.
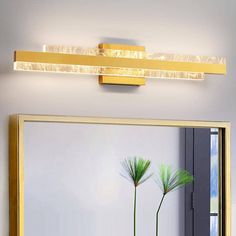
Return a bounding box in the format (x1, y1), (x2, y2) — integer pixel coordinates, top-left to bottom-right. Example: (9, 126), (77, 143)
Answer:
(210, 128), (219, 236)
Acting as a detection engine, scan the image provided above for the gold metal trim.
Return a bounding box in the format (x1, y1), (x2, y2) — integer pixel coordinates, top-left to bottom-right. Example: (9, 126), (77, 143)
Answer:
(9, 114), (231, 236)
(98, 43), (145, 51)
(14, 51), (226, 74)
(98, 43), (146, 85)
(218, 128), (223, 236)
(224, 126), (231, 236)
(99, 76), (145, 86)
(9, 116), (19, 236)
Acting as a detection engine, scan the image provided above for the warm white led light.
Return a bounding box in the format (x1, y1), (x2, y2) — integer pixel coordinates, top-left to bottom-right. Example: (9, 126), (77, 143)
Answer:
(39, 45), (212, 80)
(43, 45), (226, 64)
(43, 45), (146, 59)
(43, 45), (98, 56)
(14, 62), (101, 75)
(145, 70), (204, 80)
(14, 61), (204, 80)
(147, 53), (226, 64)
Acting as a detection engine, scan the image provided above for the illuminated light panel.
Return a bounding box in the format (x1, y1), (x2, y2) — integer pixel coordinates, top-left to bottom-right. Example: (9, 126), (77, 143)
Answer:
(14, 61), (204, 80)
(14, 43), (226, 85)
(42, 45), (224, 80)
(147, 53), (226, 64)
(145, 70), (204, 80)
(14, 62), (101, 75)
(43, 45), (146, 59)
(44, 45), (226, 64)
(43, 45), (99, 56)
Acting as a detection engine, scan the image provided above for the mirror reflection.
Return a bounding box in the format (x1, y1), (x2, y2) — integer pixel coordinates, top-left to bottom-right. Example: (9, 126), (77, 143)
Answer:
(23, 122), (220, 236)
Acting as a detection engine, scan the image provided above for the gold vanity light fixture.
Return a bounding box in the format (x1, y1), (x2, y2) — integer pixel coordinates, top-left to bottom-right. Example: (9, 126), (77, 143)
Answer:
(14, 43), (226, 86)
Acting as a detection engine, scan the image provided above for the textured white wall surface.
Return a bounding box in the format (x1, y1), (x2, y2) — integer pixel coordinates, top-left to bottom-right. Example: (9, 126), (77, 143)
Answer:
(24, 123), (183, 236)
(0, 0), (235, 235)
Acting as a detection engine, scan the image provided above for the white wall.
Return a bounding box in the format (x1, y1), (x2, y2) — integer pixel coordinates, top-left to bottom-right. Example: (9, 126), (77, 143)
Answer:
(24, 123), (183, 236)
(0, 0), (235, 235)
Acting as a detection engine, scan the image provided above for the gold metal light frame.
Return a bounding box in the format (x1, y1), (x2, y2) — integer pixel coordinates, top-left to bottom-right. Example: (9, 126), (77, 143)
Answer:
(14, 43), (226, 86)
(9, 114), (231, 236)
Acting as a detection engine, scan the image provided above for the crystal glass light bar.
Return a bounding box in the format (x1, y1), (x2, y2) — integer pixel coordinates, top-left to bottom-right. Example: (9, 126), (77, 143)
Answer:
(41, 45), (214, 80)
(147, 53), (226, 64)
(43, 45), (99, 56)
(14, 61), (204, 80)
(44, 45), (226, 64)
(43, 45), (146, 59)
(14, 44), (226, 85)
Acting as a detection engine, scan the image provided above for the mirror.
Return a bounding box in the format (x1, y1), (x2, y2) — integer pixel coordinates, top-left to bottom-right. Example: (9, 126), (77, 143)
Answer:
(9, 115), (231, 236)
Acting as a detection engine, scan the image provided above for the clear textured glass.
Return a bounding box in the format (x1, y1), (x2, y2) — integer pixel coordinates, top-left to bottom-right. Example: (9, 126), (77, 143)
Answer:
(44, 45), (226, 64)
(43, 45), (146, 58)
(14, 45), (226, 80)
(43, 45), (99, 56)
(147, 53), (226, 64)
(14, 62), (204, 80)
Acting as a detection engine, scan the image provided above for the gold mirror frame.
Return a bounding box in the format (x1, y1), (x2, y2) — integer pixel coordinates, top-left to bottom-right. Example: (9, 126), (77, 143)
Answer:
(9, 114), (231, 236)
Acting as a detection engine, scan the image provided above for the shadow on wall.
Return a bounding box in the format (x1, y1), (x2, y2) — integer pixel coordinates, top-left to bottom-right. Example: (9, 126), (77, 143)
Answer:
(99, 37), (142, 46)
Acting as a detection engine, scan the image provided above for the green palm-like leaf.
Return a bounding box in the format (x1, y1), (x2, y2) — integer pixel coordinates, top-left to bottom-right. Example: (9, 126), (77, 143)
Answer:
(121, 157), (151, 236)
(121, 157), (152, 187)
(156, 164), (193, 194)
(155, 164), (193, 236)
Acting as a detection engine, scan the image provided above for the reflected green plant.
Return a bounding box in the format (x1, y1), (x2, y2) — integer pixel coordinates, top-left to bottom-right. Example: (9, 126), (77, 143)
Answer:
(121, 157), (152, 236)
(155, 165), (193, 236)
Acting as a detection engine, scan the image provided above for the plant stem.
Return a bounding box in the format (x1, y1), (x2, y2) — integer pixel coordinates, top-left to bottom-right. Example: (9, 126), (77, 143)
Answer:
(156, 194), (165, 236)
(134, 186), (137, 236)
